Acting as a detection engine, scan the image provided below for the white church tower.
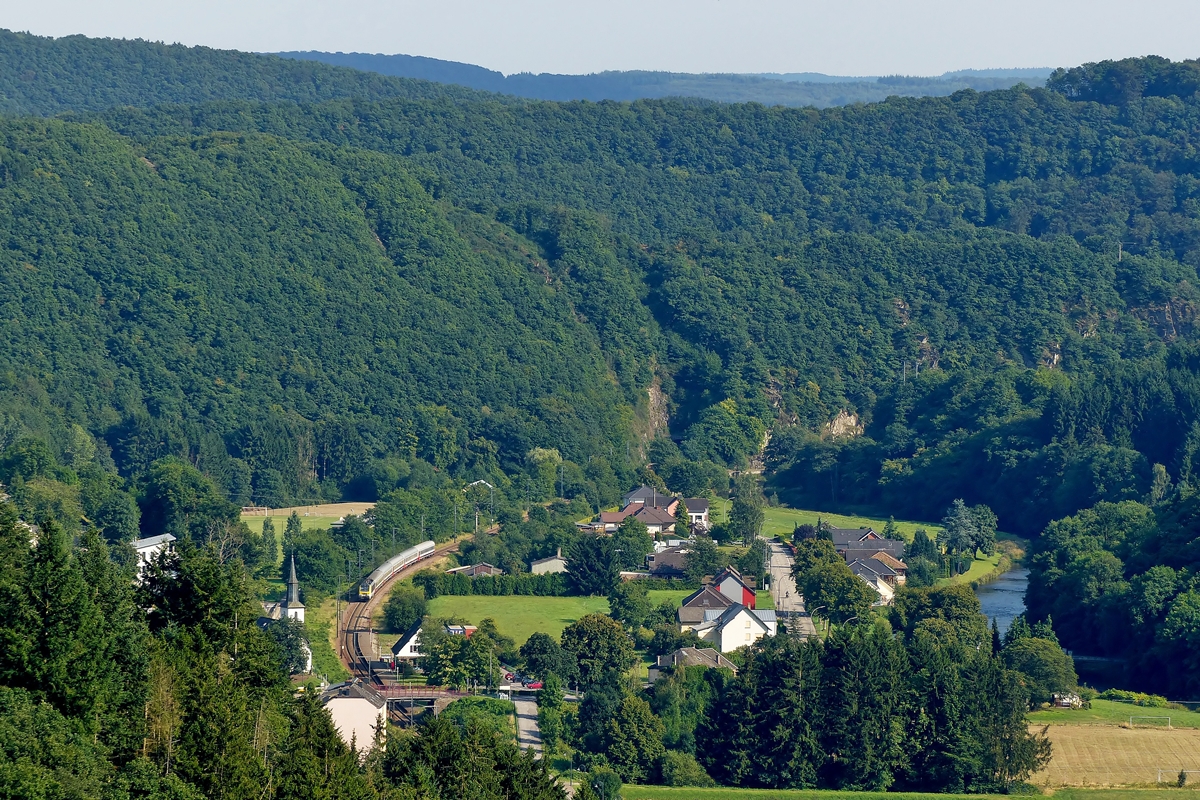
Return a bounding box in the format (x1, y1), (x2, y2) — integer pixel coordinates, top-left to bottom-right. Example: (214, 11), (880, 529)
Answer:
(282, 554), (306, 623)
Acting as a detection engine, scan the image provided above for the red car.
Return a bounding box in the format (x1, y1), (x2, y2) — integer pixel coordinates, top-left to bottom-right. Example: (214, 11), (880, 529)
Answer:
(523, 681), (543, 690)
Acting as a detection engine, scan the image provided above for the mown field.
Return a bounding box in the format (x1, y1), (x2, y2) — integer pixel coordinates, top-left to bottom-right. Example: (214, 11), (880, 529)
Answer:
(1033, 725), (1200, 786)
(1030, 700), (1200, 729)
(239, 502), (376, 532)
(412, 588), (774, 646)
(708, 504), (942, 542)
(621, 790), (1200, 800)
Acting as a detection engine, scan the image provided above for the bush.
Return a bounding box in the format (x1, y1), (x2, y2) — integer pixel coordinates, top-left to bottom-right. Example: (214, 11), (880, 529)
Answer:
(1098, 688), (1170, 707)
(412, 569), (568, 598)
(657, 750), (716, 787)
(383, 584), (426, 633)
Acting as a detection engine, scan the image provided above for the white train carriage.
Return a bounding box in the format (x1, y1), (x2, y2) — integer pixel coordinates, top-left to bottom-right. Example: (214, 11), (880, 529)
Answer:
(357, 540), (436, 600)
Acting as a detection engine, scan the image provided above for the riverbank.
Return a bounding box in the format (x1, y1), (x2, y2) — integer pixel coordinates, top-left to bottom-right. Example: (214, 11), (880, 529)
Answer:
(940, 536), (1026, 589)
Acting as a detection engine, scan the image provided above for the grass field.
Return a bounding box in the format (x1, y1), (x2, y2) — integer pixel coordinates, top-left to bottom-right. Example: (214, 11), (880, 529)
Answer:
(710, 504), (942, 543)
(425, 595), (611, 645)
(1030, 700), (1200, 729)
(1033, 724), (1200, 786)
(306, 595), (350, 683)
(239, 501), (376, 532)
(622, 791), (1200, 800)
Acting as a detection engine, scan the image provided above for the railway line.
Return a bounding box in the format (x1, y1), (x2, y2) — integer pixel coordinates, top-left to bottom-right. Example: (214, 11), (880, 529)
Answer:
(340, 539), (462, 681)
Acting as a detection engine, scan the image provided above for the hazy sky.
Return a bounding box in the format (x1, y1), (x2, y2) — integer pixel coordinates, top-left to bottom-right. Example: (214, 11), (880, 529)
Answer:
(5, 0), (1198, 76)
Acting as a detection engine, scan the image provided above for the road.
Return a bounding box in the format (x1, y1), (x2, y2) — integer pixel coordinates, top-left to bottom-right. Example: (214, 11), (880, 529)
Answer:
(513, 698), (543, 755)
(766, 539), (818, 637)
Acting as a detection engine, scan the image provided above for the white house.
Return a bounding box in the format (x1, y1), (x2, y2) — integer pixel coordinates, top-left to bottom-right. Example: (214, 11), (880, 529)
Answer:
(681, 498), (710, 529)
(322, 680), (386, 751)
(391, 621), (423, 661)
(848, 559), (896, 605)
(691, 604), (777, 653)
(530, 548), (568, 574)
(132, 533), (176, 576)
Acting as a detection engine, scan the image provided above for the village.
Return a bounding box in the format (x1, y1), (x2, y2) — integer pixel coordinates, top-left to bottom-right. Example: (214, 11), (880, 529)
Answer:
(188, 484), (916, 754)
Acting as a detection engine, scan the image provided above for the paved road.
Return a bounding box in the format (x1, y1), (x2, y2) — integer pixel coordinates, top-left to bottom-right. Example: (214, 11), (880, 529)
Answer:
(513, 698), (543, 755)
(767, 540), (818, 637)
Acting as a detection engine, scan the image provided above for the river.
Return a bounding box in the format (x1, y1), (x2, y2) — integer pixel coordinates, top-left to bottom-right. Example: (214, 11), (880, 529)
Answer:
(973, 567), (1029, 636)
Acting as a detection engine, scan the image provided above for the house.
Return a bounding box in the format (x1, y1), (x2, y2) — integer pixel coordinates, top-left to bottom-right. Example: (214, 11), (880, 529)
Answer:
(843, 540), (906, 563)
(828, 526), (882, 548)
(681, 498), (710, 529)
(677, 586), (734, 630)
(446, 562), (504, 577)
(710, 566), (756, 609)
(530, 548), (568, 574)
(322, 679), (386, 750)
(647, 646), (738, 682)
(646, 545), (689, 577)
(633, 505), (676, 535)
(622, 486), (679, 514)
(597, 508), (637, 532)
(443, 623), (477, 637)
(848, 559), (897, 605)
(691, 604), (777, 653)
(391, 620), (423, 661)
(864, 551), (907, 585)
(132, 533), (176, 576)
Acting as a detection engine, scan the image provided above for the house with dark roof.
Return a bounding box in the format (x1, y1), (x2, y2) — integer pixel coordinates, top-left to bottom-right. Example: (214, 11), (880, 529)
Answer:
(681, 498), (710, 529)
(445, 562), (504, 577)
(647, 646), (738, 682)
(391, 620), (424, 661)
(633, 504), (677, 535)
(596, 507), (638, 532)
(322, 679), (386, 750)
(646, 544), (689, 577)
(843, 539), (906, 562)
(677, 586), (735, 629)
(710, 566), (756, 608)
(848, 559), (897, 604)
(622, 486), (678, 512)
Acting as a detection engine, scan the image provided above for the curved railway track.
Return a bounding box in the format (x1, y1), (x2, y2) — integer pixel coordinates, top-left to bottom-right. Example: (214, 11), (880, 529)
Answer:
(340, 539), (462, 681)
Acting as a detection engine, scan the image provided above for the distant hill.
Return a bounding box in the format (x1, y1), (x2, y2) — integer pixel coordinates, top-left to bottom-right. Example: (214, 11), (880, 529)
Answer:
(278, 50), (1053, 107)
(0, 29), (489, 115)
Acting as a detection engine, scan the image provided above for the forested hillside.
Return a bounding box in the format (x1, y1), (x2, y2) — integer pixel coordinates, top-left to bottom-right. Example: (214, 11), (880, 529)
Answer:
(279, 50), (1049, 107)
(0, 29), (489, 115)
(3, 41), (1200, 539)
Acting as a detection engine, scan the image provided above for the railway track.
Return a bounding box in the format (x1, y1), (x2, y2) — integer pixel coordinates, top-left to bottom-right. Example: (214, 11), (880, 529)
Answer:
(340, 539), (462, 680)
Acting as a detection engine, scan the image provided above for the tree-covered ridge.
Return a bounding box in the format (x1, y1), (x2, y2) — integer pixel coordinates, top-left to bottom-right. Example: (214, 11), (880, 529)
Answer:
(0, 118), (631, 504)
(279, 50), (1049, 108)
(0, 28), (489, 116)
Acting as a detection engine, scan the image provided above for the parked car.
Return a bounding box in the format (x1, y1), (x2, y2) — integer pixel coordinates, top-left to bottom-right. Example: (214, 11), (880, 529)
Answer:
(523, 681), (543, 690)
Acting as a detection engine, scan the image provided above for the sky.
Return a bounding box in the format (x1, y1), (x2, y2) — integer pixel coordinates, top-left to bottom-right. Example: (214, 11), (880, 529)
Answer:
(4, 0), (1198, 76)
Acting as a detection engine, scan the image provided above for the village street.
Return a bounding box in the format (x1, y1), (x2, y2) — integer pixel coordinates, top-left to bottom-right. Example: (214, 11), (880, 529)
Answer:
(513, 697), (543, 755)
(767, 539), (818, 636)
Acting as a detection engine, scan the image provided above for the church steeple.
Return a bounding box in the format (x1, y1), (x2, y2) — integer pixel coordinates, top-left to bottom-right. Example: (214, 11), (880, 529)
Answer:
(283, 554), (305, 622)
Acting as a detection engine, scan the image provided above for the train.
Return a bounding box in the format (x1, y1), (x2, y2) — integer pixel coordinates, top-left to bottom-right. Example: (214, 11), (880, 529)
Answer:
(357, 540), (436, 600)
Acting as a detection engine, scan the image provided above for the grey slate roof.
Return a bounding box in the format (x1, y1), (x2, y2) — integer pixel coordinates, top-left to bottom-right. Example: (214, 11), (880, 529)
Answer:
(132, 533), (176, 550)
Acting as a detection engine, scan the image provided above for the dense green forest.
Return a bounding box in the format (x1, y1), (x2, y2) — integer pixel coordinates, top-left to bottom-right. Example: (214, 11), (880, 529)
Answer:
(3, 37), (1200, 689)
(279, 50), (1049, 107)
(0, 29), (492, 115)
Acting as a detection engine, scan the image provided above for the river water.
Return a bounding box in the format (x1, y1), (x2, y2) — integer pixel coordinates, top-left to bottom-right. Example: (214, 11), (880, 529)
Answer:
(973, 567), (1029, 636)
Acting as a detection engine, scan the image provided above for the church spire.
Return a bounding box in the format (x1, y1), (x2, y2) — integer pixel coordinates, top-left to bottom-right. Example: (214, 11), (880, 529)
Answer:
(286, 553), (303, 608)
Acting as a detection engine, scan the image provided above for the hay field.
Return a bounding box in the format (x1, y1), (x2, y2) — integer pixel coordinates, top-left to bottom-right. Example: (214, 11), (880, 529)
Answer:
(240, 501), (375, 531)
(1034, 724), (1200, 786)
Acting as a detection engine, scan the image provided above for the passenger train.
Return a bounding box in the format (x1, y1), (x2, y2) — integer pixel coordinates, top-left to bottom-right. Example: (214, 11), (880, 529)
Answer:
(357, 540), (436, 600)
